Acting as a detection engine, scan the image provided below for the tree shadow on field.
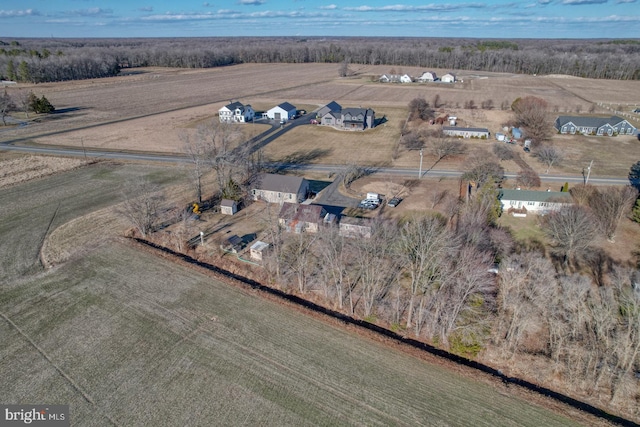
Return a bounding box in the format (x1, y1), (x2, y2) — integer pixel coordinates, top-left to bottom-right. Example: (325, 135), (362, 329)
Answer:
(40, 107), (90, 122)
(268, 148), (332, 172)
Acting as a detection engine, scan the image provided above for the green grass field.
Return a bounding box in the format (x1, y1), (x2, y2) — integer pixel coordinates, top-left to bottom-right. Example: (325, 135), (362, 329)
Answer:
(0, 162), (585, 426)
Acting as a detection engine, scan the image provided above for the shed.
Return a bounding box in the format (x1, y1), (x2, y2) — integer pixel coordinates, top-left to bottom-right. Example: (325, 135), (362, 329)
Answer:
(250, 241), (270, 261)
(220, 199), (238, 215)
(222, 235), (243, 253)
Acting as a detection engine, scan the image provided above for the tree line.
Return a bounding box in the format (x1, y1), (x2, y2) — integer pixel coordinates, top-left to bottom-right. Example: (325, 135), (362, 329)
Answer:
(1, 37), (639, 83)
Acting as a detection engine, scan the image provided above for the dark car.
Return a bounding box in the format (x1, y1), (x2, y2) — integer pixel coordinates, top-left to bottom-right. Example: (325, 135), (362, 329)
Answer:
(388, 197), (402, 207)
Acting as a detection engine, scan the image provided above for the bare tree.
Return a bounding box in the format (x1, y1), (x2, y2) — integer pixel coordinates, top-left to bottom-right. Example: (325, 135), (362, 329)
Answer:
(429, 137), (466, 162)
(119, 178), (165, 237)
(588, 186), (639, 241)
(492, 143), (514, 161)
(511, 96), (551, 145)
(181, 132), (210, 204)
(543, 205), (598, 268)
(401, 131), (424, 151)
(430, 189), (449, 209)
(281, 232), (318, 293)
(195, 120), (243, 196)
(0, 89), (15, 126)
(316, 226), (355, 309)
(462, 161), (504, 187)
(395, 214), (455, 331)
(15, 89), (32, 119)
(534, 146), (564, 174)
(408, 97), (434, 122)
(516, 168), (541, 189)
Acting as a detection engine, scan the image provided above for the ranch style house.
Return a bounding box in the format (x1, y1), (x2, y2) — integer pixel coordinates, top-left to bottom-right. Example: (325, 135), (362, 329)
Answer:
(219, 101), (255, 123)
(498, 189), (572, 215)
(443, 126), (490, 139)
(554, 115), (637, 136)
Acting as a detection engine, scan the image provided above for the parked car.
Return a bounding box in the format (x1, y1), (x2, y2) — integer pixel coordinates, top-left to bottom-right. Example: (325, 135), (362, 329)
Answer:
(388, 197), (402, 207)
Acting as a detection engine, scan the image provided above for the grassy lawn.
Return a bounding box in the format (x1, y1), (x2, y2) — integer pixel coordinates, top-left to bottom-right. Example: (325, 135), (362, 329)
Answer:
(0, 161), (585, 426)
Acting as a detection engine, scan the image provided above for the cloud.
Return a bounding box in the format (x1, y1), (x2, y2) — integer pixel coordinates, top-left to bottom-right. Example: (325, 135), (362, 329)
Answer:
(68, 8), (114, 17)
(343, 3), (487, 12)
(561, 0), (607, 4)
(138, 6), (153, 12)
(0, 9), (40, 17)
(615, 0), (635, 3)
(203, 2), (214, 6)
(238, 0), (266, 5)
(320, 4), (338, 9)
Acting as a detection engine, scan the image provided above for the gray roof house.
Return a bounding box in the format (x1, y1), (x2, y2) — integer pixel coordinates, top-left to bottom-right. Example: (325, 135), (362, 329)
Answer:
(554, 115), (636, 136)
(339, 216), (375, 239)
(251, 173), (309, 204)
(316, 101), (342, 118)
(498, 189), (572, 215)
(443, 126), (490, 139)
(320, 106), (376, 131)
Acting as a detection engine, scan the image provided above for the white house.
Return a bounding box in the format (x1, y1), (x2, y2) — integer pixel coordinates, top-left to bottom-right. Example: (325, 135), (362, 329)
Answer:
(440, 73), (456, 83)
(219, 101), (255, 123)
(417, 71), (437, 82)
(251, 173), (309, 204)
(498, 189), (572, 215)
(267, 102), (297, 123)
(443, 126), (490, 139)
(399, 74), (413, 83)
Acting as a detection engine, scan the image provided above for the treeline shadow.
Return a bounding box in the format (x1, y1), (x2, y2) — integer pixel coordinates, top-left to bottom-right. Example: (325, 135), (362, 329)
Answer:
(133, 237), (638, 427)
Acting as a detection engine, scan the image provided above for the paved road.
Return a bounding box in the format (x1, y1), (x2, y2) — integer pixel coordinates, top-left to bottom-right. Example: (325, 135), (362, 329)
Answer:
(0, 142), (631, 187)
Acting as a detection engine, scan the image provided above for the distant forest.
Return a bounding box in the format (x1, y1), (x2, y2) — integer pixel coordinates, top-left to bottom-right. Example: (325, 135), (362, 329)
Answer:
(1, 37), (639, 83)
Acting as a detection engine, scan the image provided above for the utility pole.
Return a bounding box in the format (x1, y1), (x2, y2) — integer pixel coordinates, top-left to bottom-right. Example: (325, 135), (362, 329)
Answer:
(585, 160), (593, 185)
(418, 148), (423, 179)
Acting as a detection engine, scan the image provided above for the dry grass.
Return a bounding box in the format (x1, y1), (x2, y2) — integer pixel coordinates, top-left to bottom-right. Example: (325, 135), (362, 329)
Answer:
(0, 164), (583, 426)
(0, 155), (88, 188)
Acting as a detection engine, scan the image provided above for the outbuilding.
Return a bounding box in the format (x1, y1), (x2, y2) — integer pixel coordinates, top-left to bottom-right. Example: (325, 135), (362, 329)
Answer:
(266, 102), (297, 123)
(220, 199), (238, 215)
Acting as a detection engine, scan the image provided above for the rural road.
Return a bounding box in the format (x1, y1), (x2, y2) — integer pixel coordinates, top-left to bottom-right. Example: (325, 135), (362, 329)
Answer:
(0, 142), (631, 187)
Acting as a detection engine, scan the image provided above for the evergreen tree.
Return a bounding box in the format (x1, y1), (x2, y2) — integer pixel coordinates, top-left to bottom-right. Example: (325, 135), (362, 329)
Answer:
(29, 94), (55, 114)
(632, 197), (640, 224)
(562, 182), (569, 192)
(6, 60), (16, 81)
(630, 161), (640, 191)
(17, 60), (30, 83)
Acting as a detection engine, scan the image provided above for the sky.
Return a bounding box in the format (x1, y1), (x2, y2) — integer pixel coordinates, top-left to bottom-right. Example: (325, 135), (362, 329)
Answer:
(0, 0), (638, 39)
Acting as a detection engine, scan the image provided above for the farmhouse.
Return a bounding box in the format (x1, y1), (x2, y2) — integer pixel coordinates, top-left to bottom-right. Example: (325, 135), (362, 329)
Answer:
(278, 204), (328, 233)
(320, 106), (376, 131)
(498, 189), (572, 215)
(417, 71), (437, 82)
(219, 101), (255, 123)
(251, 173), (309, 204)
(440, 73), (456, 83)
(554, 115), (636, 136)
(267, 102), (297, 123)
(443, 126), (490, 139)
(316, 101), (342, 117)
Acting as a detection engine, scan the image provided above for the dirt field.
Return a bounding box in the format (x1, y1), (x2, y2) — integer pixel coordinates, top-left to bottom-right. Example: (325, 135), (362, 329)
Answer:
(0, 162), (591, 426)
(2, 64), (638, 179)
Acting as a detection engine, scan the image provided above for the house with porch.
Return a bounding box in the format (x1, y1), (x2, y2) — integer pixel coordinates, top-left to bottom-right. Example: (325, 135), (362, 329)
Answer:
(251, 173), (309, 204)
(554, 115), (636, 136)
(219, 101), (255, 123)
(498, 189), (572, 215)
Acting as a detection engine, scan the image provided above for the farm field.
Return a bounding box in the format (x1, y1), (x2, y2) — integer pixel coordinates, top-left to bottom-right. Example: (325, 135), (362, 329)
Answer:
(2, 64), (639, 180)
(0, 163), (592, 426)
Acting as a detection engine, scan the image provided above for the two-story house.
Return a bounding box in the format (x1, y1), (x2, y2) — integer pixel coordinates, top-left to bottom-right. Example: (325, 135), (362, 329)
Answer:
(219, 101), (255, 123)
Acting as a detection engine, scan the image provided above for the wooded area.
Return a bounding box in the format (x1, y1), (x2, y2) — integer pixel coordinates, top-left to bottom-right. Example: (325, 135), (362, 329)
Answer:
(1, 37), (639, 83)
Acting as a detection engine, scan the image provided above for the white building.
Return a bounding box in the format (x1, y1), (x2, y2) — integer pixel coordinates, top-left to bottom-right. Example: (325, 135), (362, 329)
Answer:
(498, 189), (572, 215)
(417, 71), (437, 82)
(219, 101), (255, 123)
(266, 102), (297, 123)
(440, 73), (456, 83)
